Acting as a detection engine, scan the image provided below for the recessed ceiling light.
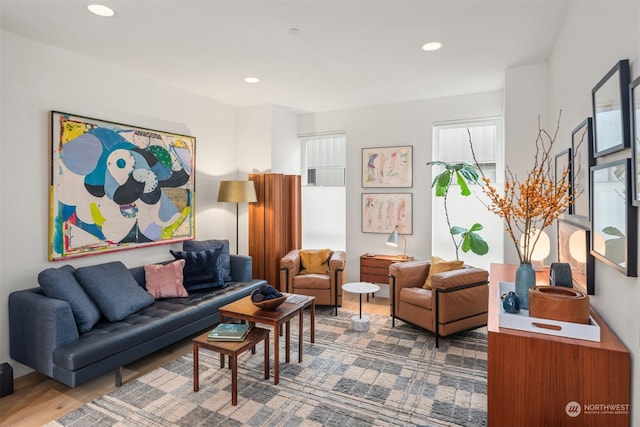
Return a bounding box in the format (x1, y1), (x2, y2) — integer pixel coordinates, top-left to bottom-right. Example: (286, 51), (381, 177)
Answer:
(87, 4), (115, 17)
(244, 77), (260, 83)
(422, 42), (443, 51)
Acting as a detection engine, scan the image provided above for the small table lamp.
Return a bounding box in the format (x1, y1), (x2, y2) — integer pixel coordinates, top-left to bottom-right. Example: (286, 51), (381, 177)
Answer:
(217, 180), (257, 254)
(386, 226), (408, 259)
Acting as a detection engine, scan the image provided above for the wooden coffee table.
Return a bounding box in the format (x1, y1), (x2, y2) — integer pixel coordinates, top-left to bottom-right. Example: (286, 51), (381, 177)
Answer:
(219, 294), (315, 385)
(192, 326), (269, 406)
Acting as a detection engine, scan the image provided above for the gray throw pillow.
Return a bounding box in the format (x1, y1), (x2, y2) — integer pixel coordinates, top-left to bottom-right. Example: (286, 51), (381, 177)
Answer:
(75, 261), (154, 322)
(38, 265), (102, 333)
(183, 239), (232, 281)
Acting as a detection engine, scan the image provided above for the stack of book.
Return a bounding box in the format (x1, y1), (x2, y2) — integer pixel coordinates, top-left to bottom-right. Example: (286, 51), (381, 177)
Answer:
(207, 323), (253, 342)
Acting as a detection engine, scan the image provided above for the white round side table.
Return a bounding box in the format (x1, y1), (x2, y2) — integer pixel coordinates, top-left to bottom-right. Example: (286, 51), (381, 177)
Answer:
(341, 282), (380, 331)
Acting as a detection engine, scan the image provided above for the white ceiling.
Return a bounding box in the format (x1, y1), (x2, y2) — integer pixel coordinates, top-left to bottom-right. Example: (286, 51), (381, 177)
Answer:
(0, 0), (571, 113)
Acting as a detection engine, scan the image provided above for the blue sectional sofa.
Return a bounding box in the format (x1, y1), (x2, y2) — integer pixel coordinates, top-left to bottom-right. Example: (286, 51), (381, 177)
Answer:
(8, 240), (266, 388)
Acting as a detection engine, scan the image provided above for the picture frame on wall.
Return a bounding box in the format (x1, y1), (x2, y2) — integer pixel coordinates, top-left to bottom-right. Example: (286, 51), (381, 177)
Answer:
(362, 145), (413, 188)
(50, 111), (196, 260)
(630, 75), (640, 207)
(555, 148), (572, 215)
(570, 118), (594, 222)
(591, 59), (631, 157)
(361, 193), (413, 234)
(590, 159), (637, 277)
(557, 219), (595, 295)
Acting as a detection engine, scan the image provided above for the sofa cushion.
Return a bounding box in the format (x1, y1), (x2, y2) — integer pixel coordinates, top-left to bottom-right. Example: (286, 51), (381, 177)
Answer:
(38, 265), (102, 333)
(75, 261), (154, 322)
(170, 247), (226, 292)
(144, 260), (188, 299)
(183, 239), (232, 282)
(299, 249), (331, 275)
(423, 256), (464, 289)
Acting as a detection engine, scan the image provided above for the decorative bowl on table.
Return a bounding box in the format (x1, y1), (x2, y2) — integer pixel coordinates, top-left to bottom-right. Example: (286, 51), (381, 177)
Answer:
(528, 285), (590, 324)
(251, 285), (287, 310)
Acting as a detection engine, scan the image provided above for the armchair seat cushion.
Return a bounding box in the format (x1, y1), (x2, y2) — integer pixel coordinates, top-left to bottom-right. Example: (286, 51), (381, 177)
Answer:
(400, 287), (433, 310)
(293, 274), (330, 290)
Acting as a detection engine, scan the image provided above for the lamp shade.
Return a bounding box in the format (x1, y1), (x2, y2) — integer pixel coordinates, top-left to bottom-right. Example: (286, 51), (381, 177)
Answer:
(217, 180), (257, 203)
(386, 226), (408, 258)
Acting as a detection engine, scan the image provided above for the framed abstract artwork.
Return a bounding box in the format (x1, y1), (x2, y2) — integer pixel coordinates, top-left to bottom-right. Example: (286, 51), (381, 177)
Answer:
(631, 75), (640, 206)
(361, 193), (412, 234)
(590, 159), (637, 277)
(569, 118), (594, 222)
(49, 111), (196, 260)
(362, 145), (413, 188)
(591, 59), (631, 157)
(557, 219), (595, 295)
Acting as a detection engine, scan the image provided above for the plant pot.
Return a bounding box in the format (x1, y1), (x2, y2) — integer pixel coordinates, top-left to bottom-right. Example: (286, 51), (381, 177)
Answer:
(528, 286), (590, 324)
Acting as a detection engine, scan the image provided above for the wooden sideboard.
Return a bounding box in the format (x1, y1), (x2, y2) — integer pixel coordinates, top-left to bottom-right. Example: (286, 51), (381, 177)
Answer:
(360, 254), (414, 284)
(488, 263), (630, 427)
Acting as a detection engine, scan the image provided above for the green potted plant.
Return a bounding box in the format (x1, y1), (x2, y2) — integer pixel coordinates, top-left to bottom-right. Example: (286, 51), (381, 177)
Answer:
(427, 160), (489, 260)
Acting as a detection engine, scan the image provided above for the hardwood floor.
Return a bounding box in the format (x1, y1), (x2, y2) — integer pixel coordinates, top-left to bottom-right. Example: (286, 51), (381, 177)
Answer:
(0, 293), (390, 426)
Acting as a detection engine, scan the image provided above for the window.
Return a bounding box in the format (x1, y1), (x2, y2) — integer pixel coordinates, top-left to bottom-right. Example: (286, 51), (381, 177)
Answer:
(432, 117), (504, 183)
(301, 134), (346, 186)
(431, 117), (505, 271)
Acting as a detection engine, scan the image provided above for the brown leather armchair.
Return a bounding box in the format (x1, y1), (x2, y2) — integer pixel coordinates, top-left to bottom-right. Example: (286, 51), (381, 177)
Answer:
(280, 249), (346, 315)
(389, 260), (489, 347)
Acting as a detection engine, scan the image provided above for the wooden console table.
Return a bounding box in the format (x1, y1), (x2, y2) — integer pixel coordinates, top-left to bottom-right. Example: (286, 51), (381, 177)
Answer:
(360, 254), (413, 284)
(488, 263), (630, 427)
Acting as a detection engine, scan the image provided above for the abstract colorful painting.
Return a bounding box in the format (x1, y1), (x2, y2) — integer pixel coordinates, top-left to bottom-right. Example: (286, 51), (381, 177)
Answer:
(49, 111), (195, 260)
(361, 193), (412, 234)
(362, 146), (413, 188)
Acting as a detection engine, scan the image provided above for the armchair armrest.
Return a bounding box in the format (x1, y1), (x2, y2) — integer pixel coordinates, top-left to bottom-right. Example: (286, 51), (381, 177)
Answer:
(430, 266), (489, 291)
(388, 261), (430, 290)
(280, 250), (301, 292)
(329, 251), (346, 271)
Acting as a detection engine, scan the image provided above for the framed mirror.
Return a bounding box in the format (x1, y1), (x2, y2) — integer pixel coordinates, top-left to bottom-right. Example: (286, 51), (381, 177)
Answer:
(591, 59), (631, 157)
(557, 219), (595, 295)
(590, 159), (637, 276)
(570, 118), (594, 223)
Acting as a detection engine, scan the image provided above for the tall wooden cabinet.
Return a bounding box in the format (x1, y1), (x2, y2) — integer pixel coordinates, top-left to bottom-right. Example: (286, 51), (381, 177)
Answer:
(487, 263), (630, 427)
(248, 173), (301, 290)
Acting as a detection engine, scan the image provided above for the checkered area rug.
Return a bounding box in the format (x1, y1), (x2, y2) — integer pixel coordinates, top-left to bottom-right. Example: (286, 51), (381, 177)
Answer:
(47, 307), (487, 427)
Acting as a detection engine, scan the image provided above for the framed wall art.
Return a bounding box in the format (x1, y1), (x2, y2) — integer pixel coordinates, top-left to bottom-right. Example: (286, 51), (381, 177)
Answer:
(557, 219), (595, 295)
(631, 75), (640, 207)
(362, 145), (413, 188)
(591, 59), (631, 157)
(570, 118), (594, 222)
(555, 148), (572, 216)
(361, 193), (412, 234)
(590, 159), (637, 277)
(50, 111), (196, 260)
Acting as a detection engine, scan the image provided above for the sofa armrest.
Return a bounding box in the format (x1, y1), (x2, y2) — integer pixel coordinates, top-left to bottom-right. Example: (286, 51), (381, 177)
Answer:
(430, 266), (489, 291)
(229, 254), (253, 282)
(9, 288), (80, 376)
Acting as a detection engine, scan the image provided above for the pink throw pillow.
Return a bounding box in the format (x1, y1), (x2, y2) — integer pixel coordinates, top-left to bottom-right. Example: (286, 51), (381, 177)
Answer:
(144, 260), (188, 299)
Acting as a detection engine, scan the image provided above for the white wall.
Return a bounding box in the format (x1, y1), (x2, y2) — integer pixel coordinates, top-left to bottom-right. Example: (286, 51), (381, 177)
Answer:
(298, 91), (504, 282)
(0, 31), (240, 377)
(547, 2), (640, 425)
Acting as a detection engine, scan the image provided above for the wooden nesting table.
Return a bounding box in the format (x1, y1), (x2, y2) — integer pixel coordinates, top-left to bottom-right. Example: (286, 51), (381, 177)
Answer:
(192, 326), (270, 406)
(219, 294), (315, 385)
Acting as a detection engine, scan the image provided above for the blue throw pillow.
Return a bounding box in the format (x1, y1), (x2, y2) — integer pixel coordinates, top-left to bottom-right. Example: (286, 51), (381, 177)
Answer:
(38, 265), (102, 333)
(183, 239), (232, 282)
(170, 247), (226, 292)
(75, 261), (154, 322)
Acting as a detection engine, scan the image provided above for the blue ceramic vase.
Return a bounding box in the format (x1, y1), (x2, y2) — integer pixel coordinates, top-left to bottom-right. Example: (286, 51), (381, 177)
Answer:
(503, 291), (521, 313)
(515, 262), (535, 309)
